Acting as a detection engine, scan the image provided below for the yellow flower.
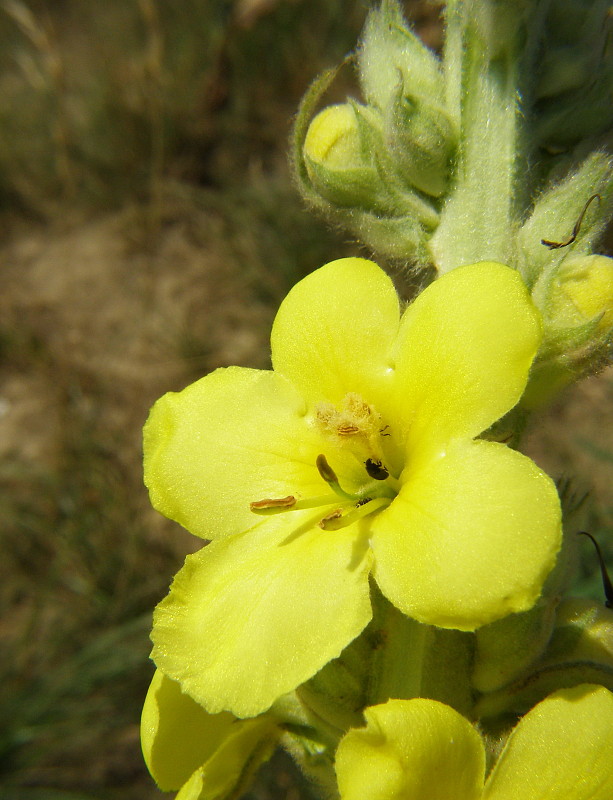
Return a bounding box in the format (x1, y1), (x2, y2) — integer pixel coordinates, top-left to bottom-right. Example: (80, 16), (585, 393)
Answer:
(144, 258), (561, 717)
(335, 685), (613, 800)
(141, 669), (278, 797)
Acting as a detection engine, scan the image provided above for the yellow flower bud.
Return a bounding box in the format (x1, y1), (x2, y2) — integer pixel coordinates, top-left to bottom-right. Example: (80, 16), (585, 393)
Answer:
(548, 255), (613, 331)
(304, 104), (362, 170)
(302, 103), (389, 210)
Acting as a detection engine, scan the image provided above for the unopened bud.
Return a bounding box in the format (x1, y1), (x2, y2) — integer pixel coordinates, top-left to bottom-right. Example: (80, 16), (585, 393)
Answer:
(357, 0), (443, 114)
(522, 254), (613, 408)
(548, 255), (613, 332)
(386, 91), (457, 197)
(303, 103), (389, 210)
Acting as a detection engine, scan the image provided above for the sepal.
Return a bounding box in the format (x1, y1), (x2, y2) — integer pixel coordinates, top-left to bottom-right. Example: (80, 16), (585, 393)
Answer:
(475, 597), (613, 721)
(357, 0), (443, 113)
(385, 86), (457, 198)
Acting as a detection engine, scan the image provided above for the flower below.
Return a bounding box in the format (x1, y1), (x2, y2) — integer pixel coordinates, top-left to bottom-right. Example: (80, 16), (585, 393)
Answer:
(335, 685), (613, 800)
(144, 257), (562, 717)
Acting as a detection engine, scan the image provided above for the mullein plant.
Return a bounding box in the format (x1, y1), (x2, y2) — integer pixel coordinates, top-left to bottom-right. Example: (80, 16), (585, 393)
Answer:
(140, 1), (613, 798)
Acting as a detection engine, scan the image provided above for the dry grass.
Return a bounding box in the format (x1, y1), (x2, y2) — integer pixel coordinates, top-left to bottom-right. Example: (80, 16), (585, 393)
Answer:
(0, 1), (611, 798)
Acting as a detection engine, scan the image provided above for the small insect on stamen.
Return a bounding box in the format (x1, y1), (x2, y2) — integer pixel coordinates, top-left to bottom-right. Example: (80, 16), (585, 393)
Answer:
(365, 458), (389, 480)
(250, 495), (297, 514)
(578, 531), (613, 609)
(541, 193), (601, 250)
(356, 497), (373, 507)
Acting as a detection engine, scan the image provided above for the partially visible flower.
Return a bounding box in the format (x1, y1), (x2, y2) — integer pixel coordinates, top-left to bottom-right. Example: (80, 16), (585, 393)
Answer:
(144, 258), (561, 717)
(547, 255), (613, 331)
(141, 669), (278, 798)
(522, 253), (613, 408)
(335, 685), (613, 800)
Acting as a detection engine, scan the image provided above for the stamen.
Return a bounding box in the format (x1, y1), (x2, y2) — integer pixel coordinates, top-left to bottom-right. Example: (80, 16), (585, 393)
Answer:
(319, 508), (343, 527)
(316, 453), (339, 484)
(319, 496), (391, 531)
(250, 496), (297, 514)
(251, 451), (399, 525)
(316, 454), (359, 500)
(251, 493), (351, 515)
(293, 495), (351, 511)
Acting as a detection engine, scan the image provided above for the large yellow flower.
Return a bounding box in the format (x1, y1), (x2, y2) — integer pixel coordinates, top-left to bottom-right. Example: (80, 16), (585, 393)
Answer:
(335, 685), (613, 800)
(144, 258), (561, 717)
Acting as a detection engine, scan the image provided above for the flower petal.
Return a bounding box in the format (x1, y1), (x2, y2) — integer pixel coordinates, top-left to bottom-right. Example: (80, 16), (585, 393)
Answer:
(144, 367), (327, 540)
(175, 716), (278, 800)
(390, 262), (542, 456)
(335, 698), (484, 800)
(141, 669), (236, 791)
(371, 439), (561, 630)
(271, 258), (400, 407)
(483, 685), (613, 800)
(151, 513), (373, 717)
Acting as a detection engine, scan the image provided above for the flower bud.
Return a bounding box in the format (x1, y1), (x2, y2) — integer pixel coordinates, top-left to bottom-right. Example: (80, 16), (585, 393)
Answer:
(303, 102), (390, 210)
(357, 0), (443, 114)
(385, 90), (457, 197)
(472, 599), (558, 694)
(547, 255), (613, 332)
(297, 97), (440, 261)
(475, 597), (613, 721)
(522, 254), (613, 408)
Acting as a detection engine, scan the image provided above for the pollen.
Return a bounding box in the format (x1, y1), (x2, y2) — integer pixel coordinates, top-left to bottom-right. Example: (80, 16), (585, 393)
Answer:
(315, 392), (382, 439)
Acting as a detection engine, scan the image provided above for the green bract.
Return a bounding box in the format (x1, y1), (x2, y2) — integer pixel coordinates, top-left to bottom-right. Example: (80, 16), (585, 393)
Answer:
(144, 258), (561, 718)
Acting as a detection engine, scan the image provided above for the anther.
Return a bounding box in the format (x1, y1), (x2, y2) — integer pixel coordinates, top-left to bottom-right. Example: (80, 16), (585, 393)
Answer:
(250, 496), (297, 514)
(319, 509), (343, 528)
(316, 454), (358, 500)
(316, 454), (339, 484)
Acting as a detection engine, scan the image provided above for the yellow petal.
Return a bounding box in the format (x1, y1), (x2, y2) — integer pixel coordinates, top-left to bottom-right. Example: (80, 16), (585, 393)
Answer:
(141, 669), (235, 791)
(151, 513), (373, 717)
(389, 262), (541, 458)
(143, 367), (326, 539)
(335, 698), (484, 800)
(371, 439), (561, 630)
(484, 685), (613, 800)
(175, 716), (278, 800)
(270, 258), (400, 407)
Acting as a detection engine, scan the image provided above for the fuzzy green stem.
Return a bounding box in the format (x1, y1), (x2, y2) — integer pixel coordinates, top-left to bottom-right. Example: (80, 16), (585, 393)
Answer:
(368, 589), (432, 704)
(430, 1), (522, 272)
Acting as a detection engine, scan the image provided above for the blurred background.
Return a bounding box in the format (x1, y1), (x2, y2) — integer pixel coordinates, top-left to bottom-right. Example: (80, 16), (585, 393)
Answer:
(0, 1), (611, 798)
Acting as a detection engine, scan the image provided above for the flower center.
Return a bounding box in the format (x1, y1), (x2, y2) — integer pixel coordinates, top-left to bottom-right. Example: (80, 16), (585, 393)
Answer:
(314, 392), (388, 465)
(250, 393), (400, 530)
